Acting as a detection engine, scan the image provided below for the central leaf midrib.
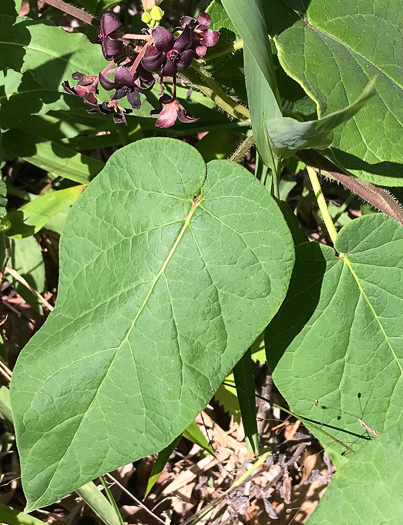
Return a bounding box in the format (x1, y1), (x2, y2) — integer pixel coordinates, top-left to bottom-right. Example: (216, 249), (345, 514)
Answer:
(343, 255), (403, 376)
(118, 197), (202, 347)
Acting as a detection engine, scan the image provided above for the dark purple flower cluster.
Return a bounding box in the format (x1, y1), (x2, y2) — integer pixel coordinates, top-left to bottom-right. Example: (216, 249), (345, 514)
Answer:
(62, 12), (219, 127)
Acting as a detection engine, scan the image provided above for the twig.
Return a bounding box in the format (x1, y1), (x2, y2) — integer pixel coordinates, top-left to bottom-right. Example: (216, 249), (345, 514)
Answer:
(104, 473), (166, 525)
(44, 0), (99, 26)
(186, 443), (308, 525)
(5, 266), (54, 312)
(0, 360), (12, 383)
(110, 32), (152, 41)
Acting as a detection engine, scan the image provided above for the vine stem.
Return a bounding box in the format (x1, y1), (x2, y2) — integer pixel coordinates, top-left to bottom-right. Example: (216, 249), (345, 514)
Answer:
(44, 0), (99, 26)
(191, 62), (250, 120)
(201, 39), (244, 61)
(181, 66), (250, 122)
(307, 166), (338, 245)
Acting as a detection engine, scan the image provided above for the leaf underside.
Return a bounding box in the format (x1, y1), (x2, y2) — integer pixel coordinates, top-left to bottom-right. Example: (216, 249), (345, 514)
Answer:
(11, 138), (294, 510)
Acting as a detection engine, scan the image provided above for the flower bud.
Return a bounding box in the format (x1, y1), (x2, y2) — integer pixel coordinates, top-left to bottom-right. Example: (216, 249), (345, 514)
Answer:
(141, 11), (152, 24)
(150, 6), (164, 21)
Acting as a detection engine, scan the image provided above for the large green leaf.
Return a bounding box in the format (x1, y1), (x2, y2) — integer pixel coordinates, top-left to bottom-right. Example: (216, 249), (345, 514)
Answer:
(266, 214), (403, 459)
(11, 138), (294, 510)
(0, 0), (21, 17)
(273, 0), (403, 186)
(0, 16), (106, 92)
(309, 420), (403, 525)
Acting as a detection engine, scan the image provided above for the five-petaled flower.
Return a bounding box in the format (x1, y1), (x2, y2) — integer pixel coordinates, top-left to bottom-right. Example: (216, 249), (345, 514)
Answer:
(99, 65), (154, 110)
(180, 12), (219, 58)
(151, 94), (198, 128)
(142, 25), (195, 76)
(99, 13), (123, 61)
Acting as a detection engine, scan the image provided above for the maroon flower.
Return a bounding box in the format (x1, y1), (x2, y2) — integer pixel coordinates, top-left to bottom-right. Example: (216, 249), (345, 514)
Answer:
(99, 65), (154, 109)
(99, 13), (123, 61)
(62, 72), (98, 107)
(151, 94), (198, 128)
(141, 25), (195, 77)
(180, 12), (219, 58)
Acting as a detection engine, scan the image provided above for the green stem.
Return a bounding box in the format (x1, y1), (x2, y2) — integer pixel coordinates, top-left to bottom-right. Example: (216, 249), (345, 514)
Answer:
(307, 166), (338, 245)
(229, 135), (255, 163)
(183, 63), (250, 121)
(201, 39), (244, 61)
(271, 157), (281, 199)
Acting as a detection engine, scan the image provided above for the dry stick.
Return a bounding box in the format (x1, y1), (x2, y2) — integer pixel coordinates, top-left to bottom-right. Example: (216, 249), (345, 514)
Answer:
(43, 0), (99, 26)
(5, 266), (54, 312)
(0, 360), (12, 383)
(186, 443), (308, 525)
(110, 32), (152, 41)
(104, 473), (166, 525)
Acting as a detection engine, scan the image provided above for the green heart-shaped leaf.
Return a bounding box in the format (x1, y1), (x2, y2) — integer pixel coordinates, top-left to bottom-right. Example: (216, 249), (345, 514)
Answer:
(11, 138), (294, 510)
(266, 214), (403, 459)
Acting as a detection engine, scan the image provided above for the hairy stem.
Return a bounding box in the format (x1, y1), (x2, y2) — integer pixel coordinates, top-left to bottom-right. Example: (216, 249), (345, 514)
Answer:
(191, 63), (250, 119)
(229, 135), (255, 163)
(44, 0), (99, 26)
(307, 166), (338, 245)
(201, 38), (244, 61)
(182, 64), (250, 121)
